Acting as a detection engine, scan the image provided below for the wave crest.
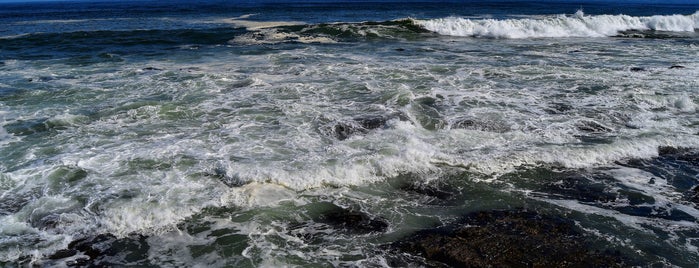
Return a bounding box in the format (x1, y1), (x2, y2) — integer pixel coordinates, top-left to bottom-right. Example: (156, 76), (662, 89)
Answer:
(415, 11), (699, 38)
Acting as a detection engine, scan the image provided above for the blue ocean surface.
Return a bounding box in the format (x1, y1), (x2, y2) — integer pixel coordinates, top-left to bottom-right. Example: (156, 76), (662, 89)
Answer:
(1, 0), (699, 266)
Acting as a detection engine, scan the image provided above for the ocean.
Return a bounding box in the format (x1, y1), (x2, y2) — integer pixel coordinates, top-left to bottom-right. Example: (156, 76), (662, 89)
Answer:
(1, 0), (698, 266)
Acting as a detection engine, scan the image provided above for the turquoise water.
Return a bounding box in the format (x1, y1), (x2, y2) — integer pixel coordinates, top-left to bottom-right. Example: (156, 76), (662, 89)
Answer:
(1, 1), (699, 266)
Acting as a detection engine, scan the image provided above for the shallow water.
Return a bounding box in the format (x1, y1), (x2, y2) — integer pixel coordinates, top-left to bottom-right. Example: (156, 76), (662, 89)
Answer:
(1, 0), (699, 266)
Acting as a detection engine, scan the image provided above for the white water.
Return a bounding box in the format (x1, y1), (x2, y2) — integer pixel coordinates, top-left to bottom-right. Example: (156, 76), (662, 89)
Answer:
(417, 11), (699, 38)
(1, 19), (699, 265)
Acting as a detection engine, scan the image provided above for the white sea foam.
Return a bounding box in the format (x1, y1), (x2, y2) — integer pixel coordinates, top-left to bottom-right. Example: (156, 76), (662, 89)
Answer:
(222, 14), (305, 31)
(416, 11), (699, 38)
(1, 27), (699, 264)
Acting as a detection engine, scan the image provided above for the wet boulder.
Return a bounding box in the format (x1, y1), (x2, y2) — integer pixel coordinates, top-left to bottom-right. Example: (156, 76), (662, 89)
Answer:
(394, 209), (628, 267)
(331, 122), (364, 141)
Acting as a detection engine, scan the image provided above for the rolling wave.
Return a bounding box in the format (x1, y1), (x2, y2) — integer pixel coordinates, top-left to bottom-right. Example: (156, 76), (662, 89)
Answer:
(415, 10), (699, 38)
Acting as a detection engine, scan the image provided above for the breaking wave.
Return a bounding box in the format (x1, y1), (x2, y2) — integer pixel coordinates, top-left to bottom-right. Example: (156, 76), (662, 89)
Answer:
(416, 10), (699, 38)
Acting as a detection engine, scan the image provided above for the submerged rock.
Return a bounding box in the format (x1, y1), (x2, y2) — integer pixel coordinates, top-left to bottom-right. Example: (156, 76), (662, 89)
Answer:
(316, 203), (389, 234)
(576, 120), (612, 133)
(451, 118), (510, 133)
(326, 114), (396, 140)
(618, 146), (699, 209)
(540, 173), (618, 203)
(394, 209), (628, 267)
(412, 97), (446, 130)
(3, 118), (51, 136)
(388, 173), (456, 203)
(47, 233), (150, 266)
(399, 181), (454, 201)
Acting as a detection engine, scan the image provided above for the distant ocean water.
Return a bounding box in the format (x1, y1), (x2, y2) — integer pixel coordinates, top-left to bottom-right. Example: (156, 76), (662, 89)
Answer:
(1, 0), (699, 266)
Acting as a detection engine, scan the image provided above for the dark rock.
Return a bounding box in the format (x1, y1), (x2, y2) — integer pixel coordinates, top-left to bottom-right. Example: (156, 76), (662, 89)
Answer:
(48, 249), (78, 260)
(315, 202), (388, 234)
(658, 146), (682, 155)
(576, 120), (612, 133)
(354, 116), (388, 130)
(0, 193), (34, 215)
(657, 146), (699, 164)
(690, 186), (699, 204)
(49, 233), (150, 266)
(66, 257), (90, 267)
(395, 48), (405, 51)
(451, 118), (510, 133)
(142, 67), (162, 71)
(630, 67), (646, 72)
(327, 115), (396, 140)
(394, 209), (628, 267)
(30, 214), (61, 230)
(3, 118), (50, 136)
(669, 65), (686, 69)
(68, 234), (118, 260)
(332, 122), (363, 140)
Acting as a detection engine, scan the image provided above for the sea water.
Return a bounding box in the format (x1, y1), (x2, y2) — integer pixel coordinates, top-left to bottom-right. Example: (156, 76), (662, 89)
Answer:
(1, 0), (698, 266)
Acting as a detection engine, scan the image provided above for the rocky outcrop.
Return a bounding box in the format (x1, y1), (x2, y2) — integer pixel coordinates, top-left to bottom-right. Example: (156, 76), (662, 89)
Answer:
(394, 209), (628, 267)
